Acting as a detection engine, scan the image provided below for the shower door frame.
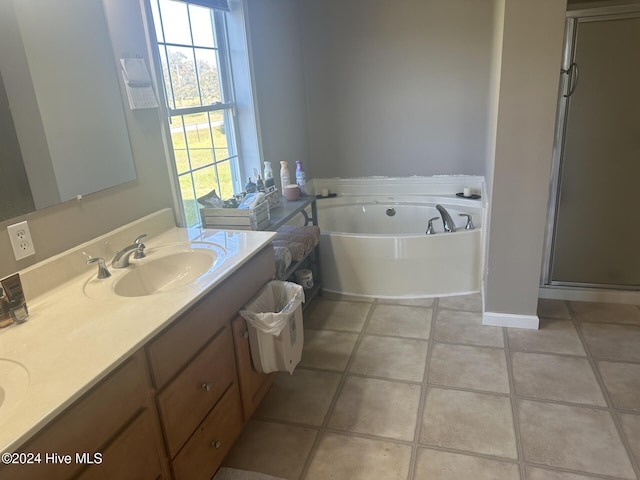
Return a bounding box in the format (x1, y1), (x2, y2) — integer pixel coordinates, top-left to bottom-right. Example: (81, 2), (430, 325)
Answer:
(541, 4), (640, 290)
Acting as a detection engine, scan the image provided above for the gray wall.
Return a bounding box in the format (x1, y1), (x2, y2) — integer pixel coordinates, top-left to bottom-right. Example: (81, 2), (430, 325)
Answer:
(245, 0), (310, 181)
(298, 0), (496, 179)
(0, 0), (174, 278)
(484, 0), (567, 316)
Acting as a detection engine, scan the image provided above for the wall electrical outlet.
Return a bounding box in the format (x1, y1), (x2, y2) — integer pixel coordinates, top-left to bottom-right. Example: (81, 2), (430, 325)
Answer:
(7, 221), (36, 260)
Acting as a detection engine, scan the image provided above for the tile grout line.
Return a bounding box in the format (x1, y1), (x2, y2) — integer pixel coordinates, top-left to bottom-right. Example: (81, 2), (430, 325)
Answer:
(523, 461), (637, 480)
(503, 324), (527, 480)
(298, 298), (379, 480)
(407, 297), (439, 480)
(568, 302), (640, 479)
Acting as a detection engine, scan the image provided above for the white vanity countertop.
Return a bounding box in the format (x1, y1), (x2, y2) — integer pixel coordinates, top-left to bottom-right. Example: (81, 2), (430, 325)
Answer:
(0, 211), (275, 453)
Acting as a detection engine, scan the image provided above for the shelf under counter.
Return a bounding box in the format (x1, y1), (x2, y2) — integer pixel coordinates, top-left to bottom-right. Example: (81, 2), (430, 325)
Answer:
(302, 282), (322, 311)
(263, 195), (322, 307)
(264, 195), (316, 231)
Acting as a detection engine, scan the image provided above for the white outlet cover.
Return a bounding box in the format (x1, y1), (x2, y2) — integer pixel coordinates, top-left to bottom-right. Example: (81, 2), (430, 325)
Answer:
(7, 221), (36, 260)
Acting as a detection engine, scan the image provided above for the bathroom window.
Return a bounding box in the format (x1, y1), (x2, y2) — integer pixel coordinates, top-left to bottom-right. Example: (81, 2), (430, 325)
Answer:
(149, 0), (240, 227)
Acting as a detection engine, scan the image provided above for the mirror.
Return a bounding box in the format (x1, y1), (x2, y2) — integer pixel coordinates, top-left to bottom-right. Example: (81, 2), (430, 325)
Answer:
(0, 0), (137, 222)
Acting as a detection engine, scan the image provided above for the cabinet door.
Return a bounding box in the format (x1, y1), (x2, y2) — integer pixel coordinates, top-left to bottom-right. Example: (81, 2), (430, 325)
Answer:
(76, 410), (164, 480)
(231, 315), (275, 420)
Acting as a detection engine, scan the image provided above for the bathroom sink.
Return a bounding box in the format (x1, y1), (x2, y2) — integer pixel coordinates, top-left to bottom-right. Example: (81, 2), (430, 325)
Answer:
(84, 243), (226, 299)
(114, 249), (219, 297)
(0, 359), (30, 426)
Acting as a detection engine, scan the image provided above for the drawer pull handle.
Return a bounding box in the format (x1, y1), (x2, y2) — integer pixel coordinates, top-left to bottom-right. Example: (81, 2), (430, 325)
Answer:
(212, 440), (222, 449)
(201, 382), (212, 392)
(241, 330), (249, 339)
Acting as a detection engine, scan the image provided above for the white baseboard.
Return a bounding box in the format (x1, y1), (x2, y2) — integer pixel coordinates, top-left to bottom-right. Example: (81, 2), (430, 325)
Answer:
(482, 311), (539, 330)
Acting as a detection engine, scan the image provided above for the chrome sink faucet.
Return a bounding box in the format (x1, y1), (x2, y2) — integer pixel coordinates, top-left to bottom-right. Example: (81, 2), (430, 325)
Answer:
(86, 257), (111, 279)
(112, 234), (147, 268)
(436, 205), (456, 233)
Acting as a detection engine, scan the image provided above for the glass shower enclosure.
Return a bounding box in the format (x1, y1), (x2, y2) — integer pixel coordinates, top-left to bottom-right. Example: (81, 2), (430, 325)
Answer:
(544, 5), (640, 290)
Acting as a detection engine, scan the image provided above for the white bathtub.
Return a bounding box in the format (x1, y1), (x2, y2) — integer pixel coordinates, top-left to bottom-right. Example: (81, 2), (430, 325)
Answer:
(317, 196), (483, 298)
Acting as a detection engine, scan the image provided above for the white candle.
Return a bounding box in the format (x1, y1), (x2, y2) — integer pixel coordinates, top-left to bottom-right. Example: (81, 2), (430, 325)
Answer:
(463, 187), (472, 197)
(321, 188), (329, 197)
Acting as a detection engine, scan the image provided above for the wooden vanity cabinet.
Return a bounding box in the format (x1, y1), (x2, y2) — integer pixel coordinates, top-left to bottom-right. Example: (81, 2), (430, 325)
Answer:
(0, 352), (168, 480)
(146, 245), (276, 480)
(3, 244), (277, 480)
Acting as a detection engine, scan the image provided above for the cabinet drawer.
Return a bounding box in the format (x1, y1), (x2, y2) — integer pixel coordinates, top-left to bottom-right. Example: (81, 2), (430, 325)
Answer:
(157, 326), (236, 458)
(0, 354), (148, 480)
(147, 246), (275, 388)
(76, 410), (164, 480)
(171, 383), (243, 480)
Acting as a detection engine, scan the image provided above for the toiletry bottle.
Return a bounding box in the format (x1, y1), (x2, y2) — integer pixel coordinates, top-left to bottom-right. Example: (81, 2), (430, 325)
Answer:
(263, 161), (274, 180)
(295, 161), (306, 196)
(280, 161), (290, 191)
(0, 287), (13, 328)
(245, 178), (257, 193)
(256, 175), (265, 192)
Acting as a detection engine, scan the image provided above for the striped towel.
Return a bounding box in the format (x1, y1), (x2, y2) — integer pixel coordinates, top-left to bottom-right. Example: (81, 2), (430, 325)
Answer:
(272, 240), (306, 261)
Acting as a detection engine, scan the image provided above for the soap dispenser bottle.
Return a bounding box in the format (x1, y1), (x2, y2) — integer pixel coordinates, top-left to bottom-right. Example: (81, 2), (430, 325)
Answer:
(263, 161), (274, 180)
(245, 177), (257, 193)
(280, 161), (291, 191)
(295, 161), (306, 196)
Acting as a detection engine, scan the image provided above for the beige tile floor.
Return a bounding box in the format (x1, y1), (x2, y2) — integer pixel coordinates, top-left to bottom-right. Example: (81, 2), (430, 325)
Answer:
(223, 295), (640, 480)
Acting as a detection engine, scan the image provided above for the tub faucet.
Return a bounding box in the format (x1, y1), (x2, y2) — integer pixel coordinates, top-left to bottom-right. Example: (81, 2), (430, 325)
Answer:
(436, 205), (456, 232)
(112, 234), (147, 268)
(459, 213), (475, 230)
(426, 217), (439, 235)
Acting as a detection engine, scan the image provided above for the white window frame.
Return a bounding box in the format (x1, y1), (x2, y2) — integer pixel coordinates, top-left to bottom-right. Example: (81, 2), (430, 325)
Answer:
(146, 0), (243, 227)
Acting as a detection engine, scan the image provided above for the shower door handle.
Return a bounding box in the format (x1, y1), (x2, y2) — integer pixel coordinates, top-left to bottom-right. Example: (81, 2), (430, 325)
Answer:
(562, 62), (579, 98)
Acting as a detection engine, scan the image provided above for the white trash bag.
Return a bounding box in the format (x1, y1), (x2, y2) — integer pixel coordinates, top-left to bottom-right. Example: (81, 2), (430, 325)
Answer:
(239, 281), (304, 335)
(239, 281), (305, 374)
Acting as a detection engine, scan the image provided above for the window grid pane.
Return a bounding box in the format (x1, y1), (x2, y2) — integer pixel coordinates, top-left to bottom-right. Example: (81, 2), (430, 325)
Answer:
(189, 4), (216, 48)
(216, 160), (234, 200)
(159, 0), (191, 45)
(194, 48), (221, 104)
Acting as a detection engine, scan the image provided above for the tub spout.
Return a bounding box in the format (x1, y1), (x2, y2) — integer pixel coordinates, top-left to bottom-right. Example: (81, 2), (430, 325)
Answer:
(436, 205), (456, 232)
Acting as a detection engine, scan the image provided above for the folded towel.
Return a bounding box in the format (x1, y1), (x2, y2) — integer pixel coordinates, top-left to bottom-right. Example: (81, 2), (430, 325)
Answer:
(272, 240), (305, 261)
(273, 246), (292, 280)
(238, 192), (266, 209)
(276, 225), (321, 245)
(273, 233), (315, 255)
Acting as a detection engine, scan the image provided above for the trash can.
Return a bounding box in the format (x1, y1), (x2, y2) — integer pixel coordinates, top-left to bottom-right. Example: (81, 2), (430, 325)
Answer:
(239, 281), (305, 374)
